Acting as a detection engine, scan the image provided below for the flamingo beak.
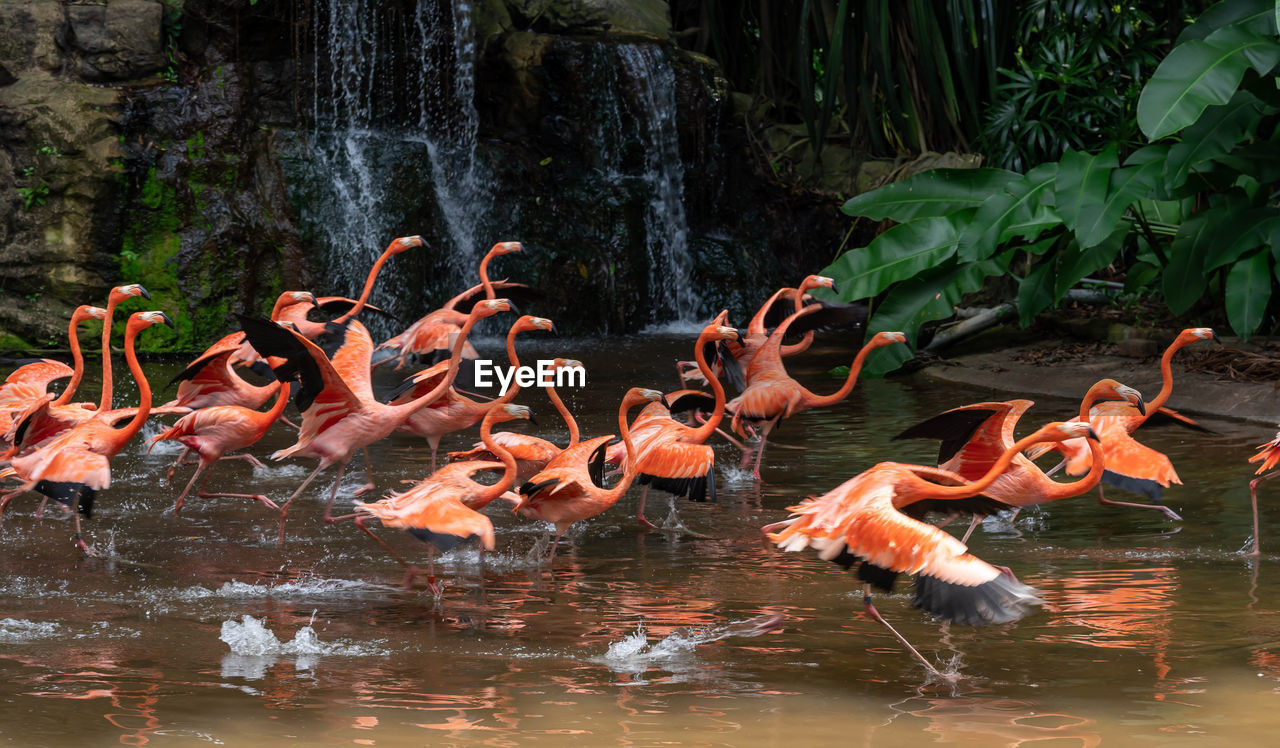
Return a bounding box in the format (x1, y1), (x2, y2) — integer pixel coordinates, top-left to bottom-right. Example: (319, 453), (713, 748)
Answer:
(827, 280), (839, 294)
(1086, 426), (1101, 442)
(159, 312), (175, 328)
(138, 286), (151, 300)
(307, 293), (319, 307)
(507, 301), (522, 316)
(1132, 393), (1146, 416)
(660, 395), (670, 409)
(1211, 331), (1222, 345)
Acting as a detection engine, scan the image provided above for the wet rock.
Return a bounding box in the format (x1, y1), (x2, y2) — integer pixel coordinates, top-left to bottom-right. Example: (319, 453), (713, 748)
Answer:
(64, 0), (165, 81)
(1115, 338), (1160, 358)
(505, 0), (670, 38)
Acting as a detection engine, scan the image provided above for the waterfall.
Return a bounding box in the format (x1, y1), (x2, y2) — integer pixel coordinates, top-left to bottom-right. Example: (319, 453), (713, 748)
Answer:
(616, 44), (702, 327)
(298, 0), (489, 328)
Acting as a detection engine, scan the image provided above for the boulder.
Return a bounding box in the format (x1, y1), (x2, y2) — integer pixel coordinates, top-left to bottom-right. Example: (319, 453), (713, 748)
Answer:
(64, 0), (165, 81)
(504, 0), (670, 38)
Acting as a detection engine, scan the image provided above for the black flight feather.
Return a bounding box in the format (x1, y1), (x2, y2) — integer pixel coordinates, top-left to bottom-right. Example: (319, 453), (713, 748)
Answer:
(893, 408), (1000, 465)
(912, 572), (1042, 625)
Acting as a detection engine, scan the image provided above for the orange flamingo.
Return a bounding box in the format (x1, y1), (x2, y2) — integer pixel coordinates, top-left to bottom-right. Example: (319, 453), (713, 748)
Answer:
(514, 387), (666, 564)
(894, 379), (1145, 541)
(390, 314), (553, 470)
(729, 304), (908, 478)
(0, 311), (173, 553)
(147, 379), (292, 515)
(377, 241), (525, 368)
(608, 320), (738, 526)
(766, 420), (1100, 677)
(351, 402), (534, 593)
(1246, 431), (1280, 556)
(1, 305), (107, 454)
(236, 298), (514, 543)
(1027, 328), (1218, 520)
(447, 357), (584, 483)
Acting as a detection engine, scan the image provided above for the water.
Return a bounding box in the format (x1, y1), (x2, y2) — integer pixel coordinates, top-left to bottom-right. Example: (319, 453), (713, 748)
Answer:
(2, 337), (1278, 744)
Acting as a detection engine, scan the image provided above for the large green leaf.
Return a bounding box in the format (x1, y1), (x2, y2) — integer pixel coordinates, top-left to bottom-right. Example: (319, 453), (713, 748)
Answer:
(1054, 146), (1117, 243)
(1074, 159), (1163, 248)
(1163, 212), (1215, 314)
(1202, 205), (1280, 272)
(1137, 24), (1280, 139)
(1165, 91), (1264, 191)
(862, 253), (1013, 376)
(1054, 229), (1126, 300)
(1017, 259), (1057, 328)
(820, 215), (966, 302)
(839, 168), (1020, 222)
(958, 162), (1059, 262)
(1225, 248), (1273, 338)
(1178, 0), (1277, 43)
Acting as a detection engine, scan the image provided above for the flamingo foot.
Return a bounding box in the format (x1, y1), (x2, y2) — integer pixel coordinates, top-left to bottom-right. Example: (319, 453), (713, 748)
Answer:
(245, 455), (267, 469)
(426, 574), (443, 597)
(1099, 497), (1182, 521)
(636, 512), (657, 530)
(252, 495), (280, 511)
(73, 533), (101, 557)
(354, 482), (377, 497)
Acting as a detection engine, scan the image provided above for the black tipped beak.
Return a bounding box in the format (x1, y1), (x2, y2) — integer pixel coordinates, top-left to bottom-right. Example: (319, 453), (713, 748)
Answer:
(1086, 426), (1101, 442)
(1134, 394), (1146, 416)
(160, 312), (175, 329)
(828, 281), (839, 295)
(528, 412), (538, 425)
(507, 302), (521, 316)
(737, 329), (749, 340)
(660, 395), (671, 409)
(1212, 331), (1223, 345)
(308, 293), (319, 307)
(549, 322), (557, 336)
(139, 286), (151, 300)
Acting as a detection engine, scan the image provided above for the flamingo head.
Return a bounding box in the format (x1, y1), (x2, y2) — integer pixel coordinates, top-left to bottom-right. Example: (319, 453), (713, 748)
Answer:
(498, 403), (533, 424)
(1178, 327), (1218, 346)
(477, 298), (517, 319)
(553, 358), (583, 371)
(1042, 421), (1100, 444)
(800, 275), (838, 295)
(871, 331), (909, 347)
(520, 316), (555, 334)
(281, 291), (318, 309)
(490, 241), (523, 256)
(1092, 379), (1145, 415)
(387, 235), (426, 254)
(109, 284), (150, 306)
(74, 305), (109, 323)
(130, 310), (175, 330)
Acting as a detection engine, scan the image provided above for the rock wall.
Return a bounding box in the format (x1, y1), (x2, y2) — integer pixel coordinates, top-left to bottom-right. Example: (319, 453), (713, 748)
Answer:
(0, 0), (851, 351)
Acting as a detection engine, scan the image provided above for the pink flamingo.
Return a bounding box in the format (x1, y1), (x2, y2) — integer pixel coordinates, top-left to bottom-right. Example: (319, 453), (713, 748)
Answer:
(729, 304), (908, 478)
(514, 387), (665, 565)
(237, 298), (514, 543)
(377, 241), (525, 368)
(447, 357), (584, 483)
(351, 402), (534, 592)
(391, 314), (554, 470)
(1247, 431), (1280, 556)
(0, 311), (173, 553)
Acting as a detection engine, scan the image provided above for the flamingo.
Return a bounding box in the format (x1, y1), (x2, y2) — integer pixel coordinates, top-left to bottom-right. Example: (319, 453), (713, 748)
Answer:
(161, 291), (317, 411)
(766, 420), (1100, 677)
(0, 311), (173, 554)
(351, 402), (534, 593)
(1026, 328), (1218, 520)
(1, 305), (107, 454)
(605, 319), (738, 527)
(446, 357), (583, 483)
(390, 314), (554, 470)
(1246, 431), (1280, 556)
(730, 304), (908, 478)
(236, 298), (514, 543)
(377, 241), (525, 368)
(513, 387), (666, 565)
(147, 378), (291, 516)
(894, 379), (1146, 541)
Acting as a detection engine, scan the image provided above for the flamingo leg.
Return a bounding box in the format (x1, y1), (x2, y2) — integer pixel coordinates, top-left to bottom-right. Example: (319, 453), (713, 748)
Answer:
(862, 584), (945, 679)
(354, 447), (376, 497)
(751, 417), (779, 480)
(279, 416), (301, 431)
(172, 462), (208, 515)
(958, 515), (982, 545)
(196, 462), (280, 512)
(636, 485), (657, 529)
(219, 453), (267, 470)
(35, 497), (48, 519)
(278, 462), (326, 545)
(163, 447), (191, 487)
(1248, 470), (1279, 557)
(546, 527), (567, 566)
(1044, 459), (1066, 478)
(429, 436), (442, 472)
(321, 460), (351, 524)
(68, 487), (99, 557)
(354, 516), (425, 588)
(1096, 483), (1182, 521)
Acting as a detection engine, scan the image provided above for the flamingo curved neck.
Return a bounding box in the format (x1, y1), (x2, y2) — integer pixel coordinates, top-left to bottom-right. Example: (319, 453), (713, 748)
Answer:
(546, 386), (579, 446)
(1147, 338), (1191, 418)
(99, 297), (121, 412)
(605, 400), (642, 501)
(497, 324), (526, 405)
(799, 338), (878, 409)
(264, 380), (291, 422)
(335, 245), (394, 325)
(54, 317), (87, 407)
(395, 310), (488, 418)
(479, 250), (498, 300)
(477, 412), (519, 503)
(689, 330), (727, 442)
(928, 431), (1068, 499)
(780, 284), (818, 356)
(748, 287), (790, 334)
(109, 324), (152, 449)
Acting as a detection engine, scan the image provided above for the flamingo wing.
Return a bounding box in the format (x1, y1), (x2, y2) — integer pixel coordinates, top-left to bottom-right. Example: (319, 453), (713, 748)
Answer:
(769, 465), (1042, 625)
(894, 400), (1033, 468)
(1147, 405), (1214, 433)
(356, 481), (495, 551)
(635, 434), (716, 502)
(897, 464), (1016, 519)
(236, 314), (361, 418)
(315, 296), (399, 323)
(1250, 432), (1280, 474)
(2, 359), (73, 390)
(7, 396), (92, 452)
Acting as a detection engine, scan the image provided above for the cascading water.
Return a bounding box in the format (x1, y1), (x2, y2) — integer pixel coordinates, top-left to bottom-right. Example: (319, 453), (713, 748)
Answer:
(617, 44), (701, 327)
(296, 0), (489, 332)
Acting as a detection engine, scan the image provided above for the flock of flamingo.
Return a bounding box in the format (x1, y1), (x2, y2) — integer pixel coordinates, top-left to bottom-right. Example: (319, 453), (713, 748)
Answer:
(0, 234), (1272, 677)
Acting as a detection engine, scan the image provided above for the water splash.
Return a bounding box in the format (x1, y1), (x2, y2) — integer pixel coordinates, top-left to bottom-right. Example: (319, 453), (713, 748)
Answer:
(219, 615), (390, 678)
(0, 618), (60, 643)
(601, 613), (784, 675)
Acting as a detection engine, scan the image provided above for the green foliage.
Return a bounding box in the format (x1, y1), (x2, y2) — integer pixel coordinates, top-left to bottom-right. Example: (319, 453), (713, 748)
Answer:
(981, 0), (1166, 170)
(821, 0), (1280, 372)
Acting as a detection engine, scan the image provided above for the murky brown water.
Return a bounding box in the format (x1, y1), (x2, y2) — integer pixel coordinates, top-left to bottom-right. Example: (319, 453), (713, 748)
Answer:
(3, 334), (1278, 746)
